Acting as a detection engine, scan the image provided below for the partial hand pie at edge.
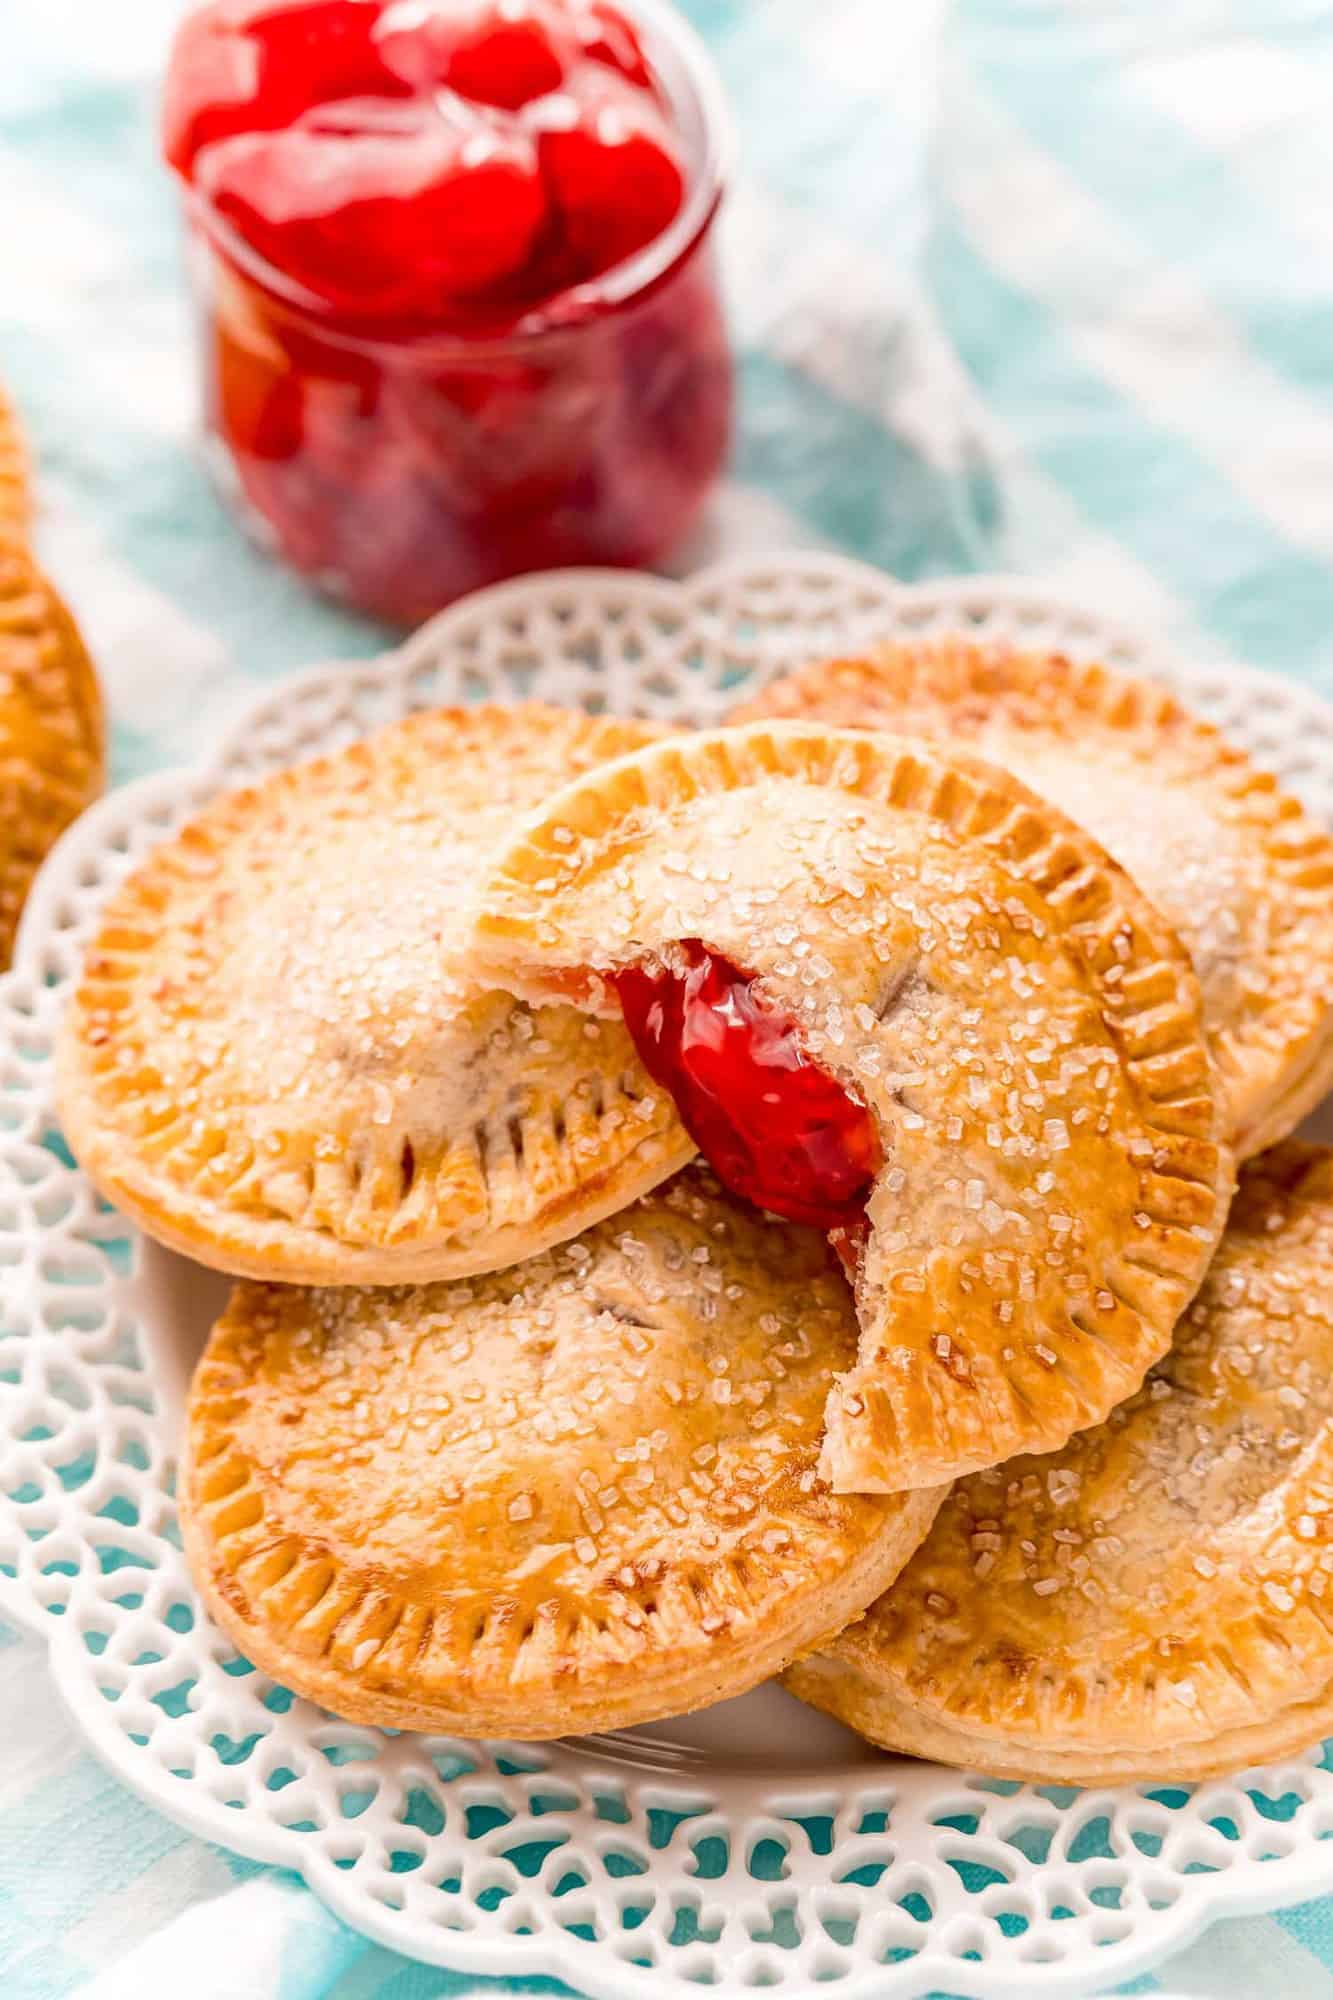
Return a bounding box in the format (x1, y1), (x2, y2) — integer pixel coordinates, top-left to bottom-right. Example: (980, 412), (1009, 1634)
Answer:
(0, 538), (104, 968)
(470, 721), (1236, 1497)
(785, 1143), (1333, 1785)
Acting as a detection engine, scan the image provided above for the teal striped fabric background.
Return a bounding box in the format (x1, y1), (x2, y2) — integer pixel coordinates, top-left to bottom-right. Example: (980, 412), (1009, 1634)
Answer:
(5, 1), (1333, 1993)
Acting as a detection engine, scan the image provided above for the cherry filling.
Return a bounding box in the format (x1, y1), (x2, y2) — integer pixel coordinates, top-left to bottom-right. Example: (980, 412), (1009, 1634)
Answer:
(166, 0), (731, 624)
(167, 0), (688, 316)
(612, 942), (882, 1233)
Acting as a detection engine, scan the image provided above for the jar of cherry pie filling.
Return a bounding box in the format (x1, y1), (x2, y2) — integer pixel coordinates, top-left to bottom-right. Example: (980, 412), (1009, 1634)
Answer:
(166, 0), (733, 625)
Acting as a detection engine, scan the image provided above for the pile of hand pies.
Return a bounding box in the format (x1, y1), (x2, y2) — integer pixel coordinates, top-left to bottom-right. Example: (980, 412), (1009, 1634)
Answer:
(58, 638), (1333, 1783)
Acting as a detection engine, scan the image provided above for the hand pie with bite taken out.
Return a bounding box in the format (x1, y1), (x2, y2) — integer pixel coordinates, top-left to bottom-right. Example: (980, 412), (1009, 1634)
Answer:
(472, 722), (1234, 1495)
(786, 1144), (1333, 1785)
(58, 704), (695, 1285)
(735, 641), (1333, 1159)
(0, 537), (104, 967)
(180, 1167), (943, 1737)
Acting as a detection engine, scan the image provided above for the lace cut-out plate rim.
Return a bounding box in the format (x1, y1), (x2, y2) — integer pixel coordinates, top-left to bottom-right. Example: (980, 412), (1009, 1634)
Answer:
(3, 553), (1333, 2000)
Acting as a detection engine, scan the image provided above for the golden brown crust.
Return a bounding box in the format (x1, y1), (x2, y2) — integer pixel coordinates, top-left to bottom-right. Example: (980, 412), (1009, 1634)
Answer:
(0, 384), (30, 537)
(181, 1167), (945, 1737)
(58, 704), (696, 1284)
(788, 1143), (1333, 1784)
(0, 539), (104, 967)
(735, 641), (1333, 1157)
(473, 722), (1233, 1496)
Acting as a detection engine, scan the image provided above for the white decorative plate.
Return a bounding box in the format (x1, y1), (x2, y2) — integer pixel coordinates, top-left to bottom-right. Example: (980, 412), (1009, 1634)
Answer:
(4, 555), (1333, 2000)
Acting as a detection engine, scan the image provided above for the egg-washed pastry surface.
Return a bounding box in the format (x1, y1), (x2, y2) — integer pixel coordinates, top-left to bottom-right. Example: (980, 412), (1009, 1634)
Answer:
(472, 722), (1233, 1496)
(735, 641), (1333, 1159)
(787, 1143), (1333, 1784)
(58, 704), (695, 1285)
(181, 1168), (944, 1737)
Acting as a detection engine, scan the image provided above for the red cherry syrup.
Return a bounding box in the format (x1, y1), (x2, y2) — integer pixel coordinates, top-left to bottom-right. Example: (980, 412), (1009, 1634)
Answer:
(613, 942), (882, 1232)
(167, 0), (731, 623)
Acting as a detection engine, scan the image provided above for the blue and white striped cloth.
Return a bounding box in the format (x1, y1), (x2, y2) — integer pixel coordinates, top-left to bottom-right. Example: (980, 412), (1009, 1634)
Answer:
(5, 1), (1333, 1993)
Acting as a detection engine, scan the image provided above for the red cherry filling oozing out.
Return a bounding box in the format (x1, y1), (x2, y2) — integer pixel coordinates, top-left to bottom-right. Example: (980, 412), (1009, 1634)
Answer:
(166, 0), (686, 322)
(613, 943), (883, 1234)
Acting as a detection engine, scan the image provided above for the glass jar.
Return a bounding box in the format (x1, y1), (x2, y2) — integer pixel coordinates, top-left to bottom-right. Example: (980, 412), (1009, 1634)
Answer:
(180, 0), (733, 626)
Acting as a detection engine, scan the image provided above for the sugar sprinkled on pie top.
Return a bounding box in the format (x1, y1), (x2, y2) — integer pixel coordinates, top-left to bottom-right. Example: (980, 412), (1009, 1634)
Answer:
(473, 724), (1230, 1492)
(249, 1179), (855, 1590)
(844, 1145), (1333, 1673)
(735, 643), (1333, 1158)
(59, 705), (694, 1276)
(184, 1165), (928, 1716)
(499, 783), (1155, 1280)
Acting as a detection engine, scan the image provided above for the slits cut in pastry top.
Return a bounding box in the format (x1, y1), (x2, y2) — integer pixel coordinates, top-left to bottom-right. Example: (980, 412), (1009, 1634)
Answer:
(58, 705), (696, 1284)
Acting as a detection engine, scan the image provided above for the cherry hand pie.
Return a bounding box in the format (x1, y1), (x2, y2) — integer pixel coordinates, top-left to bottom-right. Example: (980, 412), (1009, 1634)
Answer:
(58, 704), (695, 1284)
(736, 641), (1333, 1159)
(786, 1143), (1333, 1784)
(472, 722), (1234, 1494)
(181, 1168), (943, 1737)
